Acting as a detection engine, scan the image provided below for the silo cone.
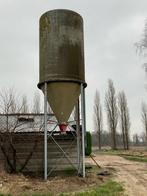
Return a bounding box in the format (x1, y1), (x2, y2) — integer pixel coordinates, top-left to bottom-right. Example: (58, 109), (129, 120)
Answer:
(38, 9), (86, 128)
(46, 82), (80, 124)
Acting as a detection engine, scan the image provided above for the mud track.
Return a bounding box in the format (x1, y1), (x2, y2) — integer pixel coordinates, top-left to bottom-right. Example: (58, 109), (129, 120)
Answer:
(86, 155), (147, 196)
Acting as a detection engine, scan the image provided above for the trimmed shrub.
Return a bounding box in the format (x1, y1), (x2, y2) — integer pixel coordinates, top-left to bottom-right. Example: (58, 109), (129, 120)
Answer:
(85, 131), (92, 156)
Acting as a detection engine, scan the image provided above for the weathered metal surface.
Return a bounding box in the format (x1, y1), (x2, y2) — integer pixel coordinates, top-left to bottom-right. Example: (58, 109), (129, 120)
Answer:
(38, 9), (86, 123)
(38, 9), (85, 87)
(45, 82), (81, 123)
(2, 133), (79, 173)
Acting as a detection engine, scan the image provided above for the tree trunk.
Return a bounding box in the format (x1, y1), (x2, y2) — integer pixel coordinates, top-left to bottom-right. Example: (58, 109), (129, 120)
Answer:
(98, 130), (101, 150)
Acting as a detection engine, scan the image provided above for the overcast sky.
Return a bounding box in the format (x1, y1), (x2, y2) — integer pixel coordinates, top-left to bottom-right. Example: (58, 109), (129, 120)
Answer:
(0, 0), (147, 136)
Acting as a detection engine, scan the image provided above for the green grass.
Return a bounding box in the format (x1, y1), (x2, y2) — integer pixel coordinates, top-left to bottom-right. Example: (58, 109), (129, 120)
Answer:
(95, 149), (147, 163)
(59, 180), (124, 196)
(94, 181), (124, 196)
(22, 194), (53, 196)
(121, 155), (147, 162)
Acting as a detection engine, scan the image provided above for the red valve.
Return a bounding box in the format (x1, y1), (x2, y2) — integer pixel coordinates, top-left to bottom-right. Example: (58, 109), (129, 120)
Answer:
(59, 123), (67, 132)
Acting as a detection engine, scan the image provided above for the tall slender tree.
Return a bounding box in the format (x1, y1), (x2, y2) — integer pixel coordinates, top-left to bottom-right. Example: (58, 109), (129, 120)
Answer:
(136, 19), (147, 56)
(93, 90), (103, 150)
(141, 102), (147, 146)
(133, 134), (140, 146)
(136, 19), (147, 76)
(32, 92), (41, 113)
(105, 79), (118, 150)
(118, 91), (130, 150)
(21, 95), (29, 113)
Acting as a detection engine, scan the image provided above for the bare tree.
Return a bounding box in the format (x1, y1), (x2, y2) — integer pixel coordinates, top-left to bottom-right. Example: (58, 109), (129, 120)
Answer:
(141, 102), (147, 146)
(140, 131), (146, 145)
(93, 90), (103, 150)
(133, 133), (140, 146)
(118, 91), (130, 150)
(70, 106), (76, 121)
(21, 95), (29, 113)
(47, 102), (52, 114)
(32, 91), (52, 114)
(105, 79), (118, 150)
(0, 88), (22, 172)
(32, 91), (41, 113)
(0, 88), (40, 173)
(136, 19), (147, 56)
(135, 19), (147, 78)
(0, 88), (20, 114)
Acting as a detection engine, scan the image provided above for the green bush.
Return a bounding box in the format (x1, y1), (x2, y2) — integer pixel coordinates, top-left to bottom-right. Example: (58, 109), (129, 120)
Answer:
(85, 131), (92, 156)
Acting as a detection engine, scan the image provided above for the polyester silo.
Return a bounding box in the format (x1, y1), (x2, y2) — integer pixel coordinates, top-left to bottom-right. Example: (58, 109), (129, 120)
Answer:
(38, 9), (86, 124)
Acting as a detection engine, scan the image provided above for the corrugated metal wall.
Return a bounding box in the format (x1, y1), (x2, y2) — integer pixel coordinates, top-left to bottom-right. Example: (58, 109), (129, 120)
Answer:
(0, 133), (79, 174)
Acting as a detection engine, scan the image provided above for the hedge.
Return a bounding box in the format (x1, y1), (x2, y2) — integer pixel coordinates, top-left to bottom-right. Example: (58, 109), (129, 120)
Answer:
(85, 131), (92, 156)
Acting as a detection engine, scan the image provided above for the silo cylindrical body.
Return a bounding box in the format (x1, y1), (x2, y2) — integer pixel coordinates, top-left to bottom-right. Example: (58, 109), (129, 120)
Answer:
(38, 9), (86, 124)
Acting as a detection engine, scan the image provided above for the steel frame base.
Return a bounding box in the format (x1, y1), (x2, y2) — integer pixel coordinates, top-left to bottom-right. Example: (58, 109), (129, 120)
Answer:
(43, 83), (86, 180)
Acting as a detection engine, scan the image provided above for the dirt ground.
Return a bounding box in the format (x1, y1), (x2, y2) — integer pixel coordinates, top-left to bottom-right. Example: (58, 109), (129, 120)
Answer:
(87, 154), (147, 196)
(0, 161), (106, 196)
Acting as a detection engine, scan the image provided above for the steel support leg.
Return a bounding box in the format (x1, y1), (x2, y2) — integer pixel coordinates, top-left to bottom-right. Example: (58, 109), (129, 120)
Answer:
(81, 84), (86, 178)
(75, 100), (81, 174)
(44, 82), (48, 181)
